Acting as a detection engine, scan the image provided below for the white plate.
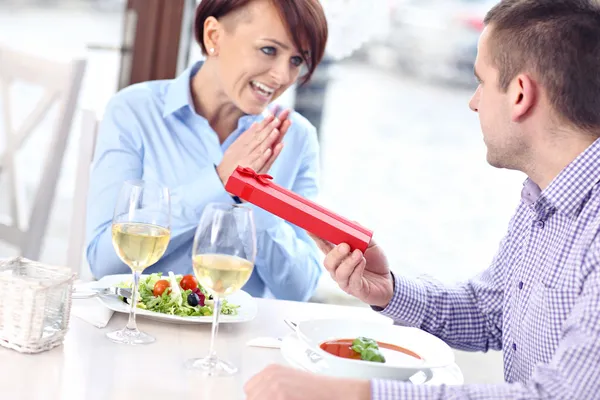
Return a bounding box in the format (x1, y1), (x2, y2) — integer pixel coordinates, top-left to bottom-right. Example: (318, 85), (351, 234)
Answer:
(91, 274), (258, 325)
(280, 333), (464, 385)
(295, 318), (455, 381)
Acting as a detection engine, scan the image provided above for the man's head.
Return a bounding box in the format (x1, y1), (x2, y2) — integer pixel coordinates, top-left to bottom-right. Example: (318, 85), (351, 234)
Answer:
(194, 0), (328, 115)
(469, 0), (600, 171)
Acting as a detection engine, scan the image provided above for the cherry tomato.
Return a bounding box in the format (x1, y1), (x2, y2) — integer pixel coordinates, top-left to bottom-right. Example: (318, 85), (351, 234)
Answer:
(153, 279), (171, 296)
(180, 274), (198, 291)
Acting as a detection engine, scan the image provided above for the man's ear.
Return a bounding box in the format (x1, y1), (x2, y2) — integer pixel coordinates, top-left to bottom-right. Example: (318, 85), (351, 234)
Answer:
(510, 73), (537, 122)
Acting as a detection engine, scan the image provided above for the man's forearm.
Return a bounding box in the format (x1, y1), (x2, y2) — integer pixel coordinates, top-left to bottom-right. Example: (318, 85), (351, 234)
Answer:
(376, 271), (503, 352)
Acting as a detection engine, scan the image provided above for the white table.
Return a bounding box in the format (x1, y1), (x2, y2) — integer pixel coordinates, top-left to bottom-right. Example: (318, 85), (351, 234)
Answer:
(0, 298), (460, 400)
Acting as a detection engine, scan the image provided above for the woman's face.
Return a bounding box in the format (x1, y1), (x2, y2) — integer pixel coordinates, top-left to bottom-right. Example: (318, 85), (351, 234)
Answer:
(207, 0), (307, 115)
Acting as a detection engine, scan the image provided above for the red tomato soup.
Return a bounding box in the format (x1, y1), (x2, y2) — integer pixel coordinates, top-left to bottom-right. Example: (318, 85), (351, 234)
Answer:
(319, 339), (422, 361)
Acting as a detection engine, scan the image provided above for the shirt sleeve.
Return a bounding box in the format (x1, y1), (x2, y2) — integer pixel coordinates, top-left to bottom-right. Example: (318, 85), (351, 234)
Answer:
(84, 96), (234, 279)
(243, 125), (323, 302)
(378, 233), (508, 353)
(371, 244), (600, 399)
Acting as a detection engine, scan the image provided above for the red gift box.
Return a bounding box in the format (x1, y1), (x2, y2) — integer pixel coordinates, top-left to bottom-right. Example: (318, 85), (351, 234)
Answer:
(224, 166), (373, 253)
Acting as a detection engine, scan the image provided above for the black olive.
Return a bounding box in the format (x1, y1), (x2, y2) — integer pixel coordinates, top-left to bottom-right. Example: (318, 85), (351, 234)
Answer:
(208, 294), (213, 300)
(187, 292), (200, 307)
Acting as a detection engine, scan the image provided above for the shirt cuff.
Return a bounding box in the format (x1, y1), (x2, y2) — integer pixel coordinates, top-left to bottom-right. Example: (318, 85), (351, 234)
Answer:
(245, 203), (281, 232)
(173, 165), (235, 218)
(371, 379), (439, 399)
(371, 271), (428, 328)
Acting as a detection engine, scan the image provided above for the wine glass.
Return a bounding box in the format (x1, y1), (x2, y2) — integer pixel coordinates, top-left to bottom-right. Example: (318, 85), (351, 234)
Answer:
(185, 202), (257, 375)
(106, 180), (171, 345)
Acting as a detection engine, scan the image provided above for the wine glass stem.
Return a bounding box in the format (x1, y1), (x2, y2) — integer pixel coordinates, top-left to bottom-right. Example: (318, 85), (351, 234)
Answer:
(126, 270), (141, 331)
(207, 295), (223, 360)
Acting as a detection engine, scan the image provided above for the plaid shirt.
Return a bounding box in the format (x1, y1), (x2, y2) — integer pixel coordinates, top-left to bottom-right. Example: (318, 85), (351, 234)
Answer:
(372, 138), (600, 399)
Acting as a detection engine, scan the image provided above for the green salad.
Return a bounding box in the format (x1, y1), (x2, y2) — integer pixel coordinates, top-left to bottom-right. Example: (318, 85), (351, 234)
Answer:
(117, 272), (240, 317)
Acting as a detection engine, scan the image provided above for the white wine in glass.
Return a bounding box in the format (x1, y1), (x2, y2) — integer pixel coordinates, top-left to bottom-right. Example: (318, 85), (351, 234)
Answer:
(112, 222), (170, 272)
(106, 180), (171, 345)
(192, 253), (253, 296)
(185, 203), (256, 375)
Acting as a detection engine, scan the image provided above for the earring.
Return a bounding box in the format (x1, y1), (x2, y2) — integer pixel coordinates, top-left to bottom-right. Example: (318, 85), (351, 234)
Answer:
(209, 48), (215, 54)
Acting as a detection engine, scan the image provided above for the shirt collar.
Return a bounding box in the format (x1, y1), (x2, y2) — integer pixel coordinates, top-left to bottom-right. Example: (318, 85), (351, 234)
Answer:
(522, 137), (600, 219)
(162, 61), (201, 118)
(162, 60), (271, 126)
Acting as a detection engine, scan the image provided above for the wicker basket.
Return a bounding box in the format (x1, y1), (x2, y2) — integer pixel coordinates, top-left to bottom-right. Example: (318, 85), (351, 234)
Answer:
(0, 257), (76, 354)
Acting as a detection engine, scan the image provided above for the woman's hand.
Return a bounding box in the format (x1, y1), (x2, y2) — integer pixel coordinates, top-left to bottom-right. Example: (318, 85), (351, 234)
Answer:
(216, 108), (292, 185)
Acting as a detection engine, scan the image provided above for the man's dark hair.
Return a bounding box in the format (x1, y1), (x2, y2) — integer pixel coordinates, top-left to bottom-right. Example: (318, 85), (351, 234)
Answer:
(484, 0), (600, 134)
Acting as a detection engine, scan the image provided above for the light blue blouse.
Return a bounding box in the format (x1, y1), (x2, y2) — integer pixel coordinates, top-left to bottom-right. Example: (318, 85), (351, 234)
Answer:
(85, 61), (323, 301)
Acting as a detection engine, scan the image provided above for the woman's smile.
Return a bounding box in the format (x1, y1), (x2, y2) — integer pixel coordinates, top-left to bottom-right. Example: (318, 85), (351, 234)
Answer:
(249, 79), (276, 103)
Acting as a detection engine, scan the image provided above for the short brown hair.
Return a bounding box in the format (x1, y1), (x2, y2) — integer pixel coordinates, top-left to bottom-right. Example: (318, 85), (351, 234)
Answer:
(484, 0), (600, 134)
(194, 0), (328, 85)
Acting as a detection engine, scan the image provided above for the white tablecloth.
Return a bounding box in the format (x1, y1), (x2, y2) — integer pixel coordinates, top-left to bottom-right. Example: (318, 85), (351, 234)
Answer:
(0, 298), (462, 400)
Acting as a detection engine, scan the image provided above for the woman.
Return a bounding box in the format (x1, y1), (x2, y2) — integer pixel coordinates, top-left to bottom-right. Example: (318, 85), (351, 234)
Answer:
(85, 0), (329, 301)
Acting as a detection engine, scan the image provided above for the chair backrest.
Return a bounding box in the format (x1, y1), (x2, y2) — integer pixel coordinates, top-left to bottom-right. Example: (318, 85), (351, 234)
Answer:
(0, 45), (87, 261)
(66, 109), (99, 279)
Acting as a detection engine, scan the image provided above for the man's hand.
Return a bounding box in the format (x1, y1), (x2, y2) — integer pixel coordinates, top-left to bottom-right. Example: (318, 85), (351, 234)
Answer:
(216, 108), (292, 185)
(309, 234), (394, 309)
(244, 364), (371, 400)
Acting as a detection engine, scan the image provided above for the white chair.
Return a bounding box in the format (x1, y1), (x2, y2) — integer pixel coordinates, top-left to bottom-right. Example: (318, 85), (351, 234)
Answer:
(0, 45), (87, 262)
(67, 109), (99, 280)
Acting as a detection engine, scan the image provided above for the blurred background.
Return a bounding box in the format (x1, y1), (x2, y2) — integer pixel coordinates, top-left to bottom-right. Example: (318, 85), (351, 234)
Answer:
(1, 0), (524, 383)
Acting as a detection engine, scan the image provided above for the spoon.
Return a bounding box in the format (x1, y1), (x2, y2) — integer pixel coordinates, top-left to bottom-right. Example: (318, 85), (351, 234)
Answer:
(283, 319), (324, 363)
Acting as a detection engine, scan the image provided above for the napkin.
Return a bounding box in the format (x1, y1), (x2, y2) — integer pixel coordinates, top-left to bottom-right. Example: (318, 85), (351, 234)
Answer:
(246, 337), (283, 349)
(70, 281), (115, 328)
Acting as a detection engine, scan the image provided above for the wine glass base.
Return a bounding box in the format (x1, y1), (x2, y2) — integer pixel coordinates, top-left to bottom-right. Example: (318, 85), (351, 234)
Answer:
(185, 356), (238, 376)
(106, 328), (155, 345)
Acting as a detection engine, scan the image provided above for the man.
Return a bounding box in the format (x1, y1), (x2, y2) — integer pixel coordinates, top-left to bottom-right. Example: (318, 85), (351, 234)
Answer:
(244, 0), (600, 398)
